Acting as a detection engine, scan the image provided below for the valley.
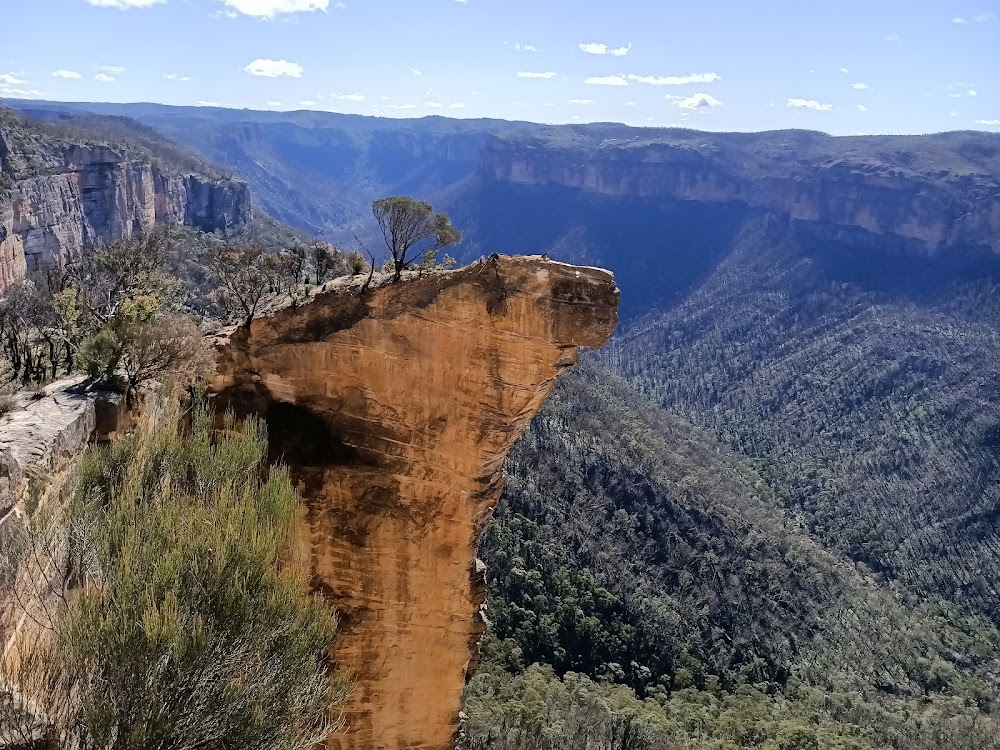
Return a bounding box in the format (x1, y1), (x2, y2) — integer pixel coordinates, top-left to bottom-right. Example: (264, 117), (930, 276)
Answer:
(3, 99), (1000, 749)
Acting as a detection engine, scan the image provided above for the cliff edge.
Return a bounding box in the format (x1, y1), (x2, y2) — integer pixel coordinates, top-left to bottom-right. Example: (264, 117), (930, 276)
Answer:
(0, 109), (251, 291)
(211, 255), (619, 750)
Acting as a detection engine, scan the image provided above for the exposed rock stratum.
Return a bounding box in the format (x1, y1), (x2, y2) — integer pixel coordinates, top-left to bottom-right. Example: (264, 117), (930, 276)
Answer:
(210, 255), (619, 750)
(0, 114), (251, 291)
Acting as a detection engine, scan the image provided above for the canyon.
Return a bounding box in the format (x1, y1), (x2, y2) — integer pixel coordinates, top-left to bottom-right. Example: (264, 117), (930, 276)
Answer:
(0, 110), (251, 291)
(13, 102), (997, 263)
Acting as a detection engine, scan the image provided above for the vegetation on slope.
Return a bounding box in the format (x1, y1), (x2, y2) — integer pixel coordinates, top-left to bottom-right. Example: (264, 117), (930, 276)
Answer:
(609, 216), (1000, 621)
(466, 366), (1000, 749)
(0, 399), (347, 748)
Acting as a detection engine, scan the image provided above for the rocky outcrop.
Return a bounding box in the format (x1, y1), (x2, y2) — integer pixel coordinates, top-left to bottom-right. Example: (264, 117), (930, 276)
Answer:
(0, 129), (251, 291)
(210, 256), (619, 750)
(483, 133), (1000, 255)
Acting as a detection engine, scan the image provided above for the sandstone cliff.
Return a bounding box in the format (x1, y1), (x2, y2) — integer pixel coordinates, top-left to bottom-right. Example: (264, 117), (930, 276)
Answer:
(0, 111), (251, 291)
(483, 130), (1000, 255)
(210, 256), (619, 750)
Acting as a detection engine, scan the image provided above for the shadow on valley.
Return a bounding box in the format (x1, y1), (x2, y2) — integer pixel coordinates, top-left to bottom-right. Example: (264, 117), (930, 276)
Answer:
(447, 179), (755, 319)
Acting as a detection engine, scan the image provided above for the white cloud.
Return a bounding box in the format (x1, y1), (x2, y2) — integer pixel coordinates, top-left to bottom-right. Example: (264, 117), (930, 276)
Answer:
(517, 71), (557, 79)
(950, 110), (960, 117)
(411, 68), (423, 76)
(449, 102), (467, 109)
(628, 72), (721, 85)
(0, 86), (42, 98)
(94, 73), (117, 83)
(220, 0), (329, 18)
(0, 73), (27, 85)
(969, 89), (978, 96)
(52, 69), (83, 79)
(856, 104), (867, 112)
(243, 59), (303, 77)
(386, 103), (416, 110)
(579, 42), (631, 56)
(97, 65), (126, 73)
(163, 73), (191, 81)
(676, 93), (723, 109)
(626, 101), (637, 106)
(510, 42), (537, 52)
(839, 67), (849, 73)
(953, 17), (967, 23)
(851, 82), (868, 90)
(977, 119), (1000, 126)
(331, 92), (365, 101)
(787, 97), (833, 111)
(585, 75), (628, 86)
(299, 100), (316, 106)
(883, 32), (900, 42)
(87, 0), (164, 7)
(424, 101), (443, 108)
(569, 98), (595, 104)
(974, 13), (997, 23)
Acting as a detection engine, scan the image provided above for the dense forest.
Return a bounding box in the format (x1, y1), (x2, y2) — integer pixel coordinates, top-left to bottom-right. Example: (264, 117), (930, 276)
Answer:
(5, 104), (1000, 748)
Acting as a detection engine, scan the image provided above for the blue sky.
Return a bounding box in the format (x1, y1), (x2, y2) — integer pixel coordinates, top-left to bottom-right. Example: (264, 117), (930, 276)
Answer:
(2, 0), (998, 134)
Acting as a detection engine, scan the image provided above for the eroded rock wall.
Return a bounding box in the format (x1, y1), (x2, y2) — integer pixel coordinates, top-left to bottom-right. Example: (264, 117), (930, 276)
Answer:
(211, 256), (619, 750)
(484, 137), (1000, 254)
(0, 138), (251, 291)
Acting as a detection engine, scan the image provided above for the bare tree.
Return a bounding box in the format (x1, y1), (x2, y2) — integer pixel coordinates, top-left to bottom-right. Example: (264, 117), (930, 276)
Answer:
(207, 243), (282, 327)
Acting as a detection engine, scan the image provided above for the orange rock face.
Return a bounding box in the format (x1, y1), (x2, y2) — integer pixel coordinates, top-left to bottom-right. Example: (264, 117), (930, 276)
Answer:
(211, 255), (619, 750)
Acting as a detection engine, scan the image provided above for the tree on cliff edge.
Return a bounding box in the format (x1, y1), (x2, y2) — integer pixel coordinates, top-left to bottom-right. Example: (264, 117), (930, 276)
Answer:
(372, 196), (461, 282)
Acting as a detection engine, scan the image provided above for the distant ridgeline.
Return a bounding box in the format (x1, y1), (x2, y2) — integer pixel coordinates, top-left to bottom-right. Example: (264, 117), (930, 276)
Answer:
(0, 106), (251, 291)
(5, 102), (999, 313)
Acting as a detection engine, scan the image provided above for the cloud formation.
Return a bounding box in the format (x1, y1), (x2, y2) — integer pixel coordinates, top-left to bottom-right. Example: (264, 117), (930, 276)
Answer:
(628, 72), (721, 85)
(517, 71), (557, 79)
(221, 0), (330, 18)
(585, 75), (628, 86)
(52, 70), (82, 79)
(164, 73), (191, 81)
(856, 104), (867, 112)
(787, 98), (833, 111)
(977, 119), (1000, 126)
(87, 0), (164, 7)
(0, 73), (27, 85)
(244, 59), (303, 77)
(569, 98), (595, 104)
(675, 93), (722, 109)
(94, 73), (117, 83)
(851, 82), (868, 90)
(579, 42), (631, 56)
(331, 92), (366, 101)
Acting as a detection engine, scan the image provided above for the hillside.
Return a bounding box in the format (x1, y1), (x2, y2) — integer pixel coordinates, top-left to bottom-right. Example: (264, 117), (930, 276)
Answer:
(5, 101), (1000, 748)
(0, 106), (251, 291)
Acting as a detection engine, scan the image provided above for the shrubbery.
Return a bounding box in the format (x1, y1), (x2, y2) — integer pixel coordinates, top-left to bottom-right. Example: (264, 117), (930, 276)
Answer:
(1, 399), (347, 749)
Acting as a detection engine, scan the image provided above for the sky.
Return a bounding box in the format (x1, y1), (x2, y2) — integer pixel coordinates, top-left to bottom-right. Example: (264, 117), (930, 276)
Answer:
(2, 0), (998, 135)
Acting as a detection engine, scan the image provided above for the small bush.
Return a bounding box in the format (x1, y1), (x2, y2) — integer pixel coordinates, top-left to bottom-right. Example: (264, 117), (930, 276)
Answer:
(0, 393), (16, 417)
(3, 398), (348, 749)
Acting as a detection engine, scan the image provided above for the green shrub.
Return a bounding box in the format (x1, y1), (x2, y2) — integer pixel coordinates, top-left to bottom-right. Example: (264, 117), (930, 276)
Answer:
(4, 398), (347, 749)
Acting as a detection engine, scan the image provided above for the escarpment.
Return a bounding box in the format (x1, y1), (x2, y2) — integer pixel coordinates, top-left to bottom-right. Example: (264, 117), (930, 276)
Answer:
(483, 132), (1000, 254)
(210, 256), (619, 750)
(0, 115), (251, 292)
